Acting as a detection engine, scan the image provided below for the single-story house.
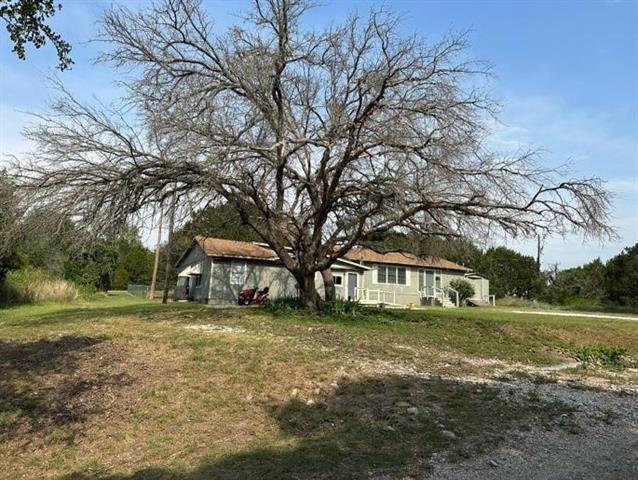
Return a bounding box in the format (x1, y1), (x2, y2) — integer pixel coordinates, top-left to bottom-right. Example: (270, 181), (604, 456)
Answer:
(174, 236), (491, 307)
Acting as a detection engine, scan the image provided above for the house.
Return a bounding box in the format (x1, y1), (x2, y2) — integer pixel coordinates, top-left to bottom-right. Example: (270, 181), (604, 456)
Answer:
(174, 236), (491, 307)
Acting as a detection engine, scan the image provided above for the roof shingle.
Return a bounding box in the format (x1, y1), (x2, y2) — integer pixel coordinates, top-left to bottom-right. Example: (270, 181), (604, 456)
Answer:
(344, 246), (470, 271)
(195, 236), (279, 261)
(193, 236), (469, 271)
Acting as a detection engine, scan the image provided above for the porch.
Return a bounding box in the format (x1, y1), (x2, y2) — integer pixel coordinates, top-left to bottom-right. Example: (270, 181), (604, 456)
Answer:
(354, 286), (462, 308)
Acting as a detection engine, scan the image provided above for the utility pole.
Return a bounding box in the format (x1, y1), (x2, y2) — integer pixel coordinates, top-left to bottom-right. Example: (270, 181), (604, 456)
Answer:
(148, 203), (163, 299)
(162, 190), (177, 304)
(536, 234), (544, 272)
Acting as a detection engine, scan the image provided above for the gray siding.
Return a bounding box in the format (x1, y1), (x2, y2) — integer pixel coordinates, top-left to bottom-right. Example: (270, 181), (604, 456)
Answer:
(176, 246), (489, 306)
(176, 245), (211, 302)
(208, 259), (298, 305)
(464, 276), (490, 301)
(358, 264), (486, 305)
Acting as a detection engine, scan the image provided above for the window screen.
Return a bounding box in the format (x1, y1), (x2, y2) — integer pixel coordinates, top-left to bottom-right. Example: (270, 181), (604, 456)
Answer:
(377, 266), (386, 283)
(397, 268), (406, 285)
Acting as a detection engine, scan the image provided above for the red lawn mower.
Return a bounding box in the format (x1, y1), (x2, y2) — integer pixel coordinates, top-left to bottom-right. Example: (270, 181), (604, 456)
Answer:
(237, 287), (270, 305)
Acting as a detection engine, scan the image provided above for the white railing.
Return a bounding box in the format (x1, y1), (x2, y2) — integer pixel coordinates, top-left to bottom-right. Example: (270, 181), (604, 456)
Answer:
(420, 286), (459, 307)
(445, 286), (460, 307)
(355, 288), (397, 305)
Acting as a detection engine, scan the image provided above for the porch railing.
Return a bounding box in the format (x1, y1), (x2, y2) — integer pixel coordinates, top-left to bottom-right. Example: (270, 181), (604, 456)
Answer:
(421, 285), (459, 307)
(355, 288), (397, 305)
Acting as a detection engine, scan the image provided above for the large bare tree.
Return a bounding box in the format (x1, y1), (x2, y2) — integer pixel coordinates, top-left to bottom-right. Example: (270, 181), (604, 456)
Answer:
(14, 0), (612, 309)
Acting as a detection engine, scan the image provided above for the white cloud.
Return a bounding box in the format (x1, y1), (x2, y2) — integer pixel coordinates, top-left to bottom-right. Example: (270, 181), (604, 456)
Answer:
(0, 106), (36, 163)
(486, 93), (637, 267)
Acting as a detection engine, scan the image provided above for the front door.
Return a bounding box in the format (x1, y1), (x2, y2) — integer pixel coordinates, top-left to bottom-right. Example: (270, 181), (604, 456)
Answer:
(422, 269), (441, 298)
(347, 273), (358, 300)
(425, 270), (435, 297)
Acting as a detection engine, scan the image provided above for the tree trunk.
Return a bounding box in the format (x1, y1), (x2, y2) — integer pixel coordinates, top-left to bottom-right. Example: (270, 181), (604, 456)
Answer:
(321, 268), (336, 302)
(297, 272), (321, 311)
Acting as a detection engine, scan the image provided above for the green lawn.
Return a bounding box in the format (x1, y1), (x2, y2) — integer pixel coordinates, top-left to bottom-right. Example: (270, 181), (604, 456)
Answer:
(1, 294), (636, 479)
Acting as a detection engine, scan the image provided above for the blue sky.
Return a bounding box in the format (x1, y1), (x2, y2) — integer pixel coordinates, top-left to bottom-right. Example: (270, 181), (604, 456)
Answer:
(1, 0), (636, 268)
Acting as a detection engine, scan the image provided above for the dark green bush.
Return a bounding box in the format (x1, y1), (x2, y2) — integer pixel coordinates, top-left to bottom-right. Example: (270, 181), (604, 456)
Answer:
(264, 296), (364, 317)
(449, 279), (475, 304)
(264, 296), (302, 314)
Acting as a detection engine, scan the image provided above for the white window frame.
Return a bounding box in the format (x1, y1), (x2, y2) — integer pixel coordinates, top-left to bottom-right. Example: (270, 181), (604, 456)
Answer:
(333, 274), (344, 286)
(230, 261), (246, 286)
(376, 265), (407, 285)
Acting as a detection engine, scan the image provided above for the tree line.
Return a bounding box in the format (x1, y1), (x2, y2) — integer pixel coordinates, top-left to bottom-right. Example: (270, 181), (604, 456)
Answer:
(7, 0), (612, 311)
(2, 175), (635, 308)
(361, 230), (637, 307)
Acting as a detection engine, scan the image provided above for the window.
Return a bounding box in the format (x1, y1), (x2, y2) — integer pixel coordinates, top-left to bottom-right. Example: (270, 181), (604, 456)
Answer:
(388, 267), (397, 284)
(377, 266), (386, 283)
(377, 266), (407, 285)
(333, 274), (343, 286)
(193, 275), (202, 287)
(230, 262), (246, 285)
(397, 268), (406, 285)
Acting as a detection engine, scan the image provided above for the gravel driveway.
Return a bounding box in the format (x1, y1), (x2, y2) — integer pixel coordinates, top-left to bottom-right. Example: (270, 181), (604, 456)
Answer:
(429, 380), (638, 480)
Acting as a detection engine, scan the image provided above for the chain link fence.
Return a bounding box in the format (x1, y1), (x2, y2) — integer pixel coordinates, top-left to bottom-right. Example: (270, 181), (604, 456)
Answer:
(127, 284), (150, 298)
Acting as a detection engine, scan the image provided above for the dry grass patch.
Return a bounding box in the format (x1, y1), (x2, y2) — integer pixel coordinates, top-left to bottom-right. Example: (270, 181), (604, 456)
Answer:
(1, 294), (637, 479)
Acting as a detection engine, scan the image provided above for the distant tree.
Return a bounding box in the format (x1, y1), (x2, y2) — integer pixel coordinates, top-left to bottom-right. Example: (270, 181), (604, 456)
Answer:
(63, 230), (154, 292)
(173, 203), (261, 256)
(475, 247), (542, 298)
(605, 244), (638, 306)
(110, 231), (154, 289)
(16, 0), (612, 310)
(0, 172), (21, 285)
(0, 0), (72, 70)
(542, 259), (607, 305)
(17, 207), (75, 274)
(449, 278), (474, 304)
(361, 231), (481, 268)
(63, 240), (118, 291)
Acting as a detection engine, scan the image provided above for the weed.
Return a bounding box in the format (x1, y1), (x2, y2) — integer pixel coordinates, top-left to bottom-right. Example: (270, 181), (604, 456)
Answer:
(264, 296), (302, 314)
(0, 267), (79, 305)
(320, 299), (364, 317)
(573, 344), (629, 369)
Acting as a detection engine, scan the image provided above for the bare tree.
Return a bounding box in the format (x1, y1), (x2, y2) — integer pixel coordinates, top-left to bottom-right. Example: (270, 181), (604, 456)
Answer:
(0, 171), (22, 275)
(14, 0), (612, 310)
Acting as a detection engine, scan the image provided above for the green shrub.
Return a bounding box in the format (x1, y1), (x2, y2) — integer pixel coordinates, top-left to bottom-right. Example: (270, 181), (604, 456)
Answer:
(573, 345), (629, 369)
(449, 279), (474, 304)
(0, 267), (79, 304)
(264, 296), (302, 314)
(320, 298), (364, 317)
(264, 296), (364, 317)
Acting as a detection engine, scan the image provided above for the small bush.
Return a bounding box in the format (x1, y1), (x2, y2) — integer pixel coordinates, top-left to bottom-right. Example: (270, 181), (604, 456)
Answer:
(573, 345), (629, 369)
(449, 279), (474, 304)
(264, 296), (302, 314)
(264, 296), (364, 317)
(0, 267), (79, 304)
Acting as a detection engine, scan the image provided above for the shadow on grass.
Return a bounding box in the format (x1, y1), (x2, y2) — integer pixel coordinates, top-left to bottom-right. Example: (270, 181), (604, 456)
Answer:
(61, 375), (574, 480)
(0, 301), (215, 329)
(0, 335), (131, 439)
